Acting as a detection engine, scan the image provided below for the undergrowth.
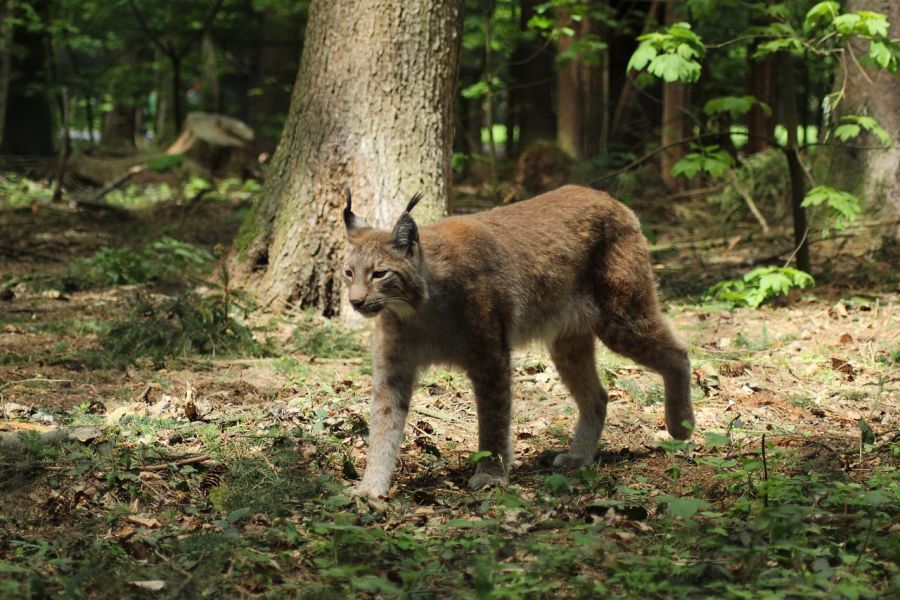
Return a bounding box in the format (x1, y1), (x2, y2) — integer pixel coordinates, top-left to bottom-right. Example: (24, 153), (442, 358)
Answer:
(100, 290), (267, 368)
(1, 414), (897, 599)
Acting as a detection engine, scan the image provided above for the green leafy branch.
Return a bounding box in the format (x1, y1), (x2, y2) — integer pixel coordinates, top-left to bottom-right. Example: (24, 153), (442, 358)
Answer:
(706, 266), (815, 309)
(627, 22), (705, 83)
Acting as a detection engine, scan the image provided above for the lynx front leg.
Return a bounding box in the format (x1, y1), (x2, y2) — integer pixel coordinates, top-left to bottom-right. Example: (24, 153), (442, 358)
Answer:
(549, 333), (608, 468)
(357, 368), (414, 498)
(467, 356), (513, 490)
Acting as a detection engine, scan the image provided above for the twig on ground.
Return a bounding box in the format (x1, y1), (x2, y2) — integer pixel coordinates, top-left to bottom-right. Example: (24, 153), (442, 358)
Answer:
(140, 454), (211, 472)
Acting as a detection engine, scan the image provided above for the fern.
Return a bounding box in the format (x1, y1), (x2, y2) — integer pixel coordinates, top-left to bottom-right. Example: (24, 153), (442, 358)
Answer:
(706, 267), (815, 308)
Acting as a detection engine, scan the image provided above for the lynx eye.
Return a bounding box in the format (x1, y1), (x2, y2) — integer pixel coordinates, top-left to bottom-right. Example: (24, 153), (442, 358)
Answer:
(343, 268), (353, 279)
(371, 270), (389, 280)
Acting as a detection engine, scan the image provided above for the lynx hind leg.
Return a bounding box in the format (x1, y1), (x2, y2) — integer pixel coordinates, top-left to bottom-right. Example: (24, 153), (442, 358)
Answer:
(467, 357), (513, 490)
(595, 310), (694, 440)
(549, 333), (608, 468)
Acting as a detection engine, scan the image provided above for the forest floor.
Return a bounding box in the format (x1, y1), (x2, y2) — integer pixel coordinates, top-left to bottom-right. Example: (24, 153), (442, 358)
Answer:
(0, 189), (898, 599)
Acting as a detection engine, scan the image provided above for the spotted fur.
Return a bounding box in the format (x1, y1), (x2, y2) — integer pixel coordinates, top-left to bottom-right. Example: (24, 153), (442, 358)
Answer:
(343, 185), (694, 498)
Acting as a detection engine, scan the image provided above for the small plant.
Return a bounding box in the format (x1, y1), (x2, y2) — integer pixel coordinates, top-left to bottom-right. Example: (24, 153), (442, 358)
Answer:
(0, 174), (53, 207)
(66, 237), (213, 289)
(706, 266), (815, 308)
(100, 290), (266, 367)
(290, 314), (365, 359)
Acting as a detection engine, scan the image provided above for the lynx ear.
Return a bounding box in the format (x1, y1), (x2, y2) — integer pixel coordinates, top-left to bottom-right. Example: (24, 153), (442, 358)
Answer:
(391, 212), (419, 255)
(342, 187), (371, 236)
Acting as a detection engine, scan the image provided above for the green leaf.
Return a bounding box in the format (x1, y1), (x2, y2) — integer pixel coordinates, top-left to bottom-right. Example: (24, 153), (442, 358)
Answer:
(867, 40), (891, 69)
(834, 123), (861, 141)
(802, 186), (861, 228)
(627, 42), (658, 72)
(804, 1), (839, 29)
(468, 450), (494, 464)
(657, 494), (711, 518)
(543, 474), (572, 495)
(227, 507), (251, 523)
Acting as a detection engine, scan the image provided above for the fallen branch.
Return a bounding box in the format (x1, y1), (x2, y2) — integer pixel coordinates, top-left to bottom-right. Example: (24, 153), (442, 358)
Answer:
(86, 164), (148, 205)
(140, 454), (211, 472)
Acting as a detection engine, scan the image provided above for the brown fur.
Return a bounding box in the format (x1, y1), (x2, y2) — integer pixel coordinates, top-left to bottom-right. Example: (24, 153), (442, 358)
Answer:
(342, 185), (694, 498)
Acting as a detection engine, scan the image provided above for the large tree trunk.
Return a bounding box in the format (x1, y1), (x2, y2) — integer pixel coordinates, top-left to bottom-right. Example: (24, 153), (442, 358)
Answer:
(556, 5), (602, 159)
(229, 0), (462, 317)
(0, 0), (54, 156)
(820, 0), (899, 233)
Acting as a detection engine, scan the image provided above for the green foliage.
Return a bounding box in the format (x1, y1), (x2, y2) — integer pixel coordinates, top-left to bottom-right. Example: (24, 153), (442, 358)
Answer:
(146, 153), (185, 172)
(801, 186), (861, 230)
(832, 115), (891, 146)
(706, 266), (815, 308)
(104, 183), (174, 208)
(627, 22), (705, 83)
(703, 95), (770, 120)
(289, 314), (365, 359)
(671, 145), (734, 179)
(101, 290), (266, 367)
(0, 174), (53, 207)
(708, 149), (790, 218)
(67, 237), (213, 289)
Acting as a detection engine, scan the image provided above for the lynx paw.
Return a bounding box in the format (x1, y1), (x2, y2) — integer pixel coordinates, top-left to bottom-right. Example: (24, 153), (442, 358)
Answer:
(468, 472), (508, 491)
(553, 452), (593, 468)
(353, 482), (389, 499)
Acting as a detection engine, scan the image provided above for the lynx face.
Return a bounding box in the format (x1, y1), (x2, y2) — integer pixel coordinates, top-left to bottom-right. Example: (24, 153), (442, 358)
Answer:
(342, 190), (428, 318)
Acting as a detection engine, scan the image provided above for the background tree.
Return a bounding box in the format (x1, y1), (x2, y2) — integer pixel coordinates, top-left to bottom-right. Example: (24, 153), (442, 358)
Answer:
(1, 0), (54, 155)
(819, 0), (899, 229)
(229, 0), (462, 317)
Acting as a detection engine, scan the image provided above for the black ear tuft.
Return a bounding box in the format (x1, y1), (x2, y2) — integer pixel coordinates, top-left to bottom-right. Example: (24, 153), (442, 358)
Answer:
(405, 192), (423, 214)
(343, 187), (371, 233)
(391, 213), (418, 255)
(342, 188), (353, 228)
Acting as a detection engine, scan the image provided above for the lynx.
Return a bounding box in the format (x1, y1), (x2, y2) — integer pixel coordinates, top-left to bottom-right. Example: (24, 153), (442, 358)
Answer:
(342, 185), (694, 498)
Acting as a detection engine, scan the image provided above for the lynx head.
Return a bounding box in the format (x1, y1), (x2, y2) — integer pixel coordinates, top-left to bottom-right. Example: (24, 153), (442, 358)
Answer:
(342, 188), (428, 318)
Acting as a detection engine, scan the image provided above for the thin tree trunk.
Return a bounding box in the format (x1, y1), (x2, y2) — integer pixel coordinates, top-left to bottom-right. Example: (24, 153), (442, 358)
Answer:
(609, 0), (659, 142)
(512, 0), (556, 150)
(660, 2), (690, 188)
(228, 0), (462, 317)
(782, 53), (810, 273)
(557, 4), (602, 159)
(0, 0), (54, 155)
(747, 51), (775, 153)
(171, 54), (184, 132)
(251, 5), (303, 144)
(0, 0), (14, 149)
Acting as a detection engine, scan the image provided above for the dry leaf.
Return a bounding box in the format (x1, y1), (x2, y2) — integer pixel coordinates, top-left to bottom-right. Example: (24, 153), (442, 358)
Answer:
(129, 581), (166, 592)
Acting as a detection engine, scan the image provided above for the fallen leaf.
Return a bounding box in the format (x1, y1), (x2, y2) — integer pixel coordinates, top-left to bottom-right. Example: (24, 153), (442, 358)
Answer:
(129, 581), (165, 592)
(830, 358), (856, 381)
(839, 333), (853, 345)
(126, 514), (161, 528)
(70, 427), (101, 443)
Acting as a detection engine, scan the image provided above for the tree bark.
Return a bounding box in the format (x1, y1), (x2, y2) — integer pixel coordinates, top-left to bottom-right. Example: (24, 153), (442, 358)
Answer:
(820, 0), (899, 233)
(251, 6), (303, 144)
(229, 0), (462, 318)
(511, 0), (556, 151)
(0, 0), (14, 149)
(0, 0), (54, 155)
(782, 53), (811, 273)
(556, 5), (602, 159)
(746, 52), (775, 154)
(659, 2), (689, 189)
